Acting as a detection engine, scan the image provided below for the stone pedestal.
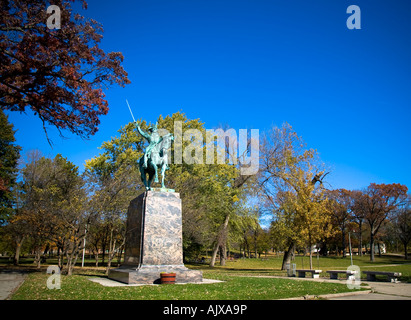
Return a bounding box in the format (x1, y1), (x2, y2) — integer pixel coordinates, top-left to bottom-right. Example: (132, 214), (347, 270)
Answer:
(108, 191), (202, 284)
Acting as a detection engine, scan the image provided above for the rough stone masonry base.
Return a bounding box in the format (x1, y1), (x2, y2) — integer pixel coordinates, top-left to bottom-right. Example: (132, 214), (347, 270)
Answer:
(108, 191), (202, 284)
(108, 264), (202, 284)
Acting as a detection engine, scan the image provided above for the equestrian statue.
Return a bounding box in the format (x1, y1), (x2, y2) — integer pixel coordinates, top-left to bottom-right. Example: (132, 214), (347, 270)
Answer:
(134, 121), (174, 190)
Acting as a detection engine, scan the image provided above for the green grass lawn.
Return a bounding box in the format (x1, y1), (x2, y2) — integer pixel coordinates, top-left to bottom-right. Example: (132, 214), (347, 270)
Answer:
(11, 272), (362, 300)
(7, 253), (411, 300)
(195, 254), (411, 281)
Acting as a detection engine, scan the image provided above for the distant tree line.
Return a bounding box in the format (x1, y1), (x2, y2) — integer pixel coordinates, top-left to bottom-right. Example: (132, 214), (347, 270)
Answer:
(0, 109), (410, 276)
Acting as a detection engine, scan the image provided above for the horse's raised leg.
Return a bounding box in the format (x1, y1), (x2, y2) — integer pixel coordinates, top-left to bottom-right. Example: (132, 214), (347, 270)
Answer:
(161, 164), (167, 188)
(154, 164), (159, 183)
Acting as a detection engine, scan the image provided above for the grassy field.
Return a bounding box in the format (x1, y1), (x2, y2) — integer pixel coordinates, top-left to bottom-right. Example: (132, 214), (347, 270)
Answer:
(5, 253), (411, 300)
(199, 254), (411, 281)
(11, 272), (362, 300)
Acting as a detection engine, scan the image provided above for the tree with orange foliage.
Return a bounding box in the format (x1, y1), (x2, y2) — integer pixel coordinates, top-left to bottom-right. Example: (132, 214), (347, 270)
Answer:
(0, 0), (130, 142)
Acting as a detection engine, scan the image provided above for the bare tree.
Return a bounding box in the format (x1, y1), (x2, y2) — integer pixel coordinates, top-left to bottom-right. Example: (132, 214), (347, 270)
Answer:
(355, 183), (408, 261)
(392, 195), (411, 259)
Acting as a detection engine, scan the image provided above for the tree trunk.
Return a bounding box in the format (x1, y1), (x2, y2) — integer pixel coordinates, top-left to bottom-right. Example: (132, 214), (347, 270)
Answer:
(219, 244), (226, 266)
(341, 229), (346, 257)
(57, 245), (64, 270)
(105, 229), (115, 275)
(370, 231), (375, 262)
(94, 249), (99, 267)
(34, 247), (42, 269)
(66, 240), (82, 276)
(209, 213), (230, 267)
(281, 242), (295, 270)
(209, 242), (219, 267)
(244, 237), (250, 258)
(309, 250), (313, 270)
(254, 229), (258, 258)
(13, 235), (24, 265)
(358, 221), (363, 256)
(101, 241), (106, 265)
(66, 248), (78, 276)
(117, 247), (123, 266)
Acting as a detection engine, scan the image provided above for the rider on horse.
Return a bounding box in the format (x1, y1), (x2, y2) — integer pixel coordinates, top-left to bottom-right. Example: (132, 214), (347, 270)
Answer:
(135, 121), (161, 169)
(134, 120), (174, 190)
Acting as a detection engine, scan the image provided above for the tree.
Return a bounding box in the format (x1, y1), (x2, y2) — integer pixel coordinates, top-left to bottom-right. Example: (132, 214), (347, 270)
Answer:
(199, 165), (241, 267)
(196, 123), (255, 267)
(349, 190), (366, 256)
(0, 108), (21, 224)
(18, 151), (88, 273)
(391, 195), (411, 259)
(259, 123), (332, 270)
(255, 228), (271, 258)
(233, 206), (259, 258)
(356, 183), (408, 261)
(0, 0), (130, 141)
(85, 166), (135, 274)
(327, 189), (353, 256)
(48, 154), (88, 275)
(18, 151), (56, 268)
(269, 219), (288, 256)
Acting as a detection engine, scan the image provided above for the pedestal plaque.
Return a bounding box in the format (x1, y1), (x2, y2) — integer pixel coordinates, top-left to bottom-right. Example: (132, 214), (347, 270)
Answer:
(108, 191), (202, 284)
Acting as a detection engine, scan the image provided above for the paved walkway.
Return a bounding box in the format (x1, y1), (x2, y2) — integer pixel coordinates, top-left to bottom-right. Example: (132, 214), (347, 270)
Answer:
(0, 270), (27, 300)
(329, 280), (411, 300)
(235, 275), (411, 300)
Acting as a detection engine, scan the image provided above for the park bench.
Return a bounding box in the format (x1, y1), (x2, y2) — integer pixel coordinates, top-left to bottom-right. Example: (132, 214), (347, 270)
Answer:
(295, 269), (322, 279)
(326, 270), (357, 280)
(363, 271), (401, 283)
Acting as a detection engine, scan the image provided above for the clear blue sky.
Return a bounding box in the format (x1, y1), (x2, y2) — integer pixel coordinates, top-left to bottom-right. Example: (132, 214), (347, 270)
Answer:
(5, 0), (411, 191)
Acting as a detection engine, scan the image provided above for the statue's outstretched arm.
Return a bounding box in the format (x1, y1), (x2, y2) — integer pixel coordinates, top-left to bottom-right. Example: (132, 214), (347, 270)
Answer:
(134, 121), (151, 140)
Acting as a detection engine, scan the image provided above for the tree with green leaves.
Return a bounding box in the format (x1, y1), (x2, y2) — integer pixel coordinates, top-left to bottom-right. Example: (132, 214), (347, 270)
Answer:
(0, 108), (21, 224)
(17, 152), (87, 273)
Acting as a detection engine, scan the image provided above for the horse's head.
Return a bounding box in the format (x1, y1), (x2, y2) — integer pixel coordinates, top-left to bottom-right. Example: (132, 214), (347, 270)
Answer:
(162, 133), (174, 148)
(156, 134), (174, 158)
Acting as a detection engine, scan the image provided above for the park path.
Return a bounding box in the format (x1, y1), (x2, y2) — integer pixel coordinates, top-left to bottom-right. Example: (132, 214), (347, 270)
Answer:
(329, 280), (411, 300)
(234, 274), (411, 300)
(357, 263), (411, 268)
(0, 270), (27, 300)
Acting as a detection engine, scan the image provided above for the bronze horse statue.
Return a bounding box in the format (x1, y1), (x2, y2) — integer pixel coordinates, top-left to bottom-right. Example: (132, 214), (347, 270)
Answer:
(135, 121), (173, 190)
